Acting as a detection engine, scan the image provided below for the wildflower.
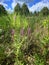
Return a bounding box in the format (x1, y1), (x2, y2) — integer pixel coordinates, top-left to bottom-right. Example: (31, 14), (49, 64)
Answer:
(20, 28), (24, 36)
(11, 29), (15, 35)
(27, 27), (31, 36)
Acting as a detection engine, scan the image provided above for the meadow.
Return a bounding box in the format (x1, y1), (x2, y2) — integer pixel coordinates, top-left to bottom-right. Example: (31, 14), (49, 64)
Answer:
(0, 4), (49, 65)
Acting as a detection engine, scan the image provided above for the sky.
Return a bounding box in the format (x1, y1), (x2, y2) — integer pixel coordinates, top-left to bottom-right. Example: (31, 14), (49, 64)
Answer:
(0, 0), (49, 13)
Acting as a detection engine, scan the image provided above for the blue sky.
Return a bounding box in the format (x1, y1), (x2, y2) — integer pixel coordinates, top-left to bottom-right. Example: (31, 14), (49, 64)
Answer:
(0, 0), (49, 12)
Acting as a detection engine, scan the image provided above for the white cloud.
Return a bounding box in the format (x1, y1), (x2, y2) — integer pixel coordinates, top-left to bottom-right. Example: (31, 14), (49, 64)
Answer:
(11, 0), (49, 13)
(0, 0), (8, 9)
(0, 0), (49, 13)
(0, 2), (8, 7)
(29, 0), (49, 13)
(0, 0), (11, 13)
(12, 0), (17, 9)
(11, 0), (24, 9)
(11, 0), (31, 11)
(0, 0), (13, 12)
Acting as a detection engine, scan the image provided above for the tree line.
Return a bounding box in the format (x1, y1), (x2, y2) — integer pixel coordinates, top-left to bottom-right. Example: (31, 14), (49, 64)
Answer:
(0, 3), (49, 16)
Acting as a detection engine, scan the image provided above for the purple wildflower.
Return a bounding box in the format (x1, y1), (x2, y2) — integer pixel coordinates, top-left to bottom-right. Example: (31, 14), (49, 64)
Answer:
(11, 29), (15, 35)
(20, 28), (24, 36)
(27, 27), (31, 36)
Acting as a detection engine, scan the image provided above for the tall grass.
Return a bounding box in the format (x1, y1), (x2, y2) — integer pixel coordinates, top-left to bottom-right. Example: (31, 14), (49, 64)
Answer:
(0, 14), (49, 65)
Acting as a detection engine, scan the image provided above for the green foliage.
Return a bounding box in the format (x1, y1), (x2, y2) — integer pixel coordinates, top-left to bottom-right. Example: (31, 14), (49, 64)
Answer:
(0, 16), (11, 29)
(40, 7), (49, 16)
(0, 6), (49, 65)
(33, 54), (45, 65)
(14, 3), (21, 15)
(22, 3), (29, 16)
(14, 3), (29, 16)
(0, 46), (5, 60)
(0, 4), (7, 16)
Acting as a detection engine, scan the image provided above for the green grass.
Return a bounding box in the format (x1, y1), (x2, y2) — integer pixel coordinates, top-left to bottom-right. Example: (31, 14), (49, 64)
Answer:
(0, 14), (49, 65)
